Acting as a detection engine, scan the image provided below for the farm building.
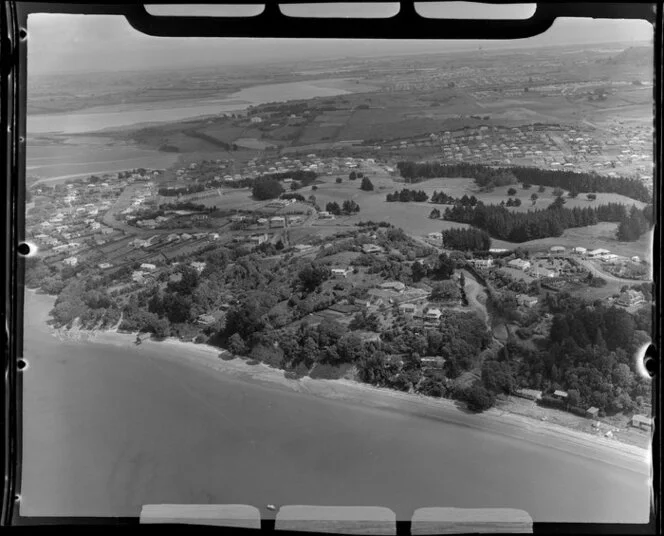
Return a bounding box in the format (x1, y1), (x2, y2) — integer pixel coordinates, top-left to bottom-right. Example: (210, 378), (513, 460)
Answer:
(587, 248), (610, 258)
(507, 258), (531, 271)
(572, 247), (587, 255)
(631, 415), (653, 430)
(549, 246), (566, 254)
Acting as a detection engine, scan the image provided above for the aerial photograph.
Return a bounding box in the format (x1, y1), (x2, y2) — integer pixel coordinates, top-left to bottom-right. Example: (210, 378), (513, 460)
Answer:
(20, 8), (653, 526)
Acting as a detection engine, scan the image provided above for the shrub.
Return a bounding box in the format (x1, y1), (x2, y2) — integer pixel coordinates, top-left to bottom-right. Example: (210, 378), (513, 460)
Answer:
(465, 383), (496, 412)
(336, 177), (343, 184)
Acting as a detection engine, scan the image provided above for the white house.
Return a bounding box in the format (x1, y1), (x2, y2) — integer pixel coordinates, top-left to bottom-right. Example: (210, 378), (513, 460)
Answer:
(250, 116), (263, 123)
(190, 261), (207, 274)
(617, 290), (645, 307)
(631, 256), (641, 263)
(587, 248), (610, 258)
(98, 262), (113, 269)
(471, 258), (493, 269)
(230, 215), (246, 223)
(270, 216), (286, 228)
(549, 246), (566, 254)
(331, 267), (352, 278)
(425, 308), (443, 322)
(398, 303), (417, 315)
(572, 246), (587, 255)
(249, 234), (269, 245)
(516, 294), (539, 308)
(507, 258), (531, 271)
(140, 263), (157, 272)
(380, 281), (406, 292)
(63, 256), (78, 267)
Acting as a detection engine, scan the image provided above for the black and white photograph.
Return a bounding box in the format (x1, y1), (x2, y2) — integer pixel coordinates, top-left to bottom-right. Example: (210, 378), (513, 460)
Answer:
(8, 2), (657, 531)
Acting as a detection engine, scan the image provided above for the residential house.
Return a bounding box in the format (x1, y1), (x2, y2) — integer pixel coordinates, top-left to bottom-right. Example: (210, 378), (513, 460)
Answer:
(549, 246), (566, 254)
(427, 232), (444, 243)
(140, 263), (157, 272)
(516, 294), (539, 308)
(398, 303), (417, 316)
(617, 290), (645, 307)
(98, 263), (113, 270)
(270, 216), (286, 228)
(515, 389), (542, 401)
(380, 281), (406, 292)
(586, 407), (599, 419)
(587, 248), (610, 258)
(470, 258), (493, 269)
(196, 314), (216, 326)
(63, 256), (78, 267)
(424, 308), (443, 322)
(362, 244), (384, 254)
(507, 258), (531, 271)
(631, 415), (653, 430)
(230, 215), (246, 223)
(249, 233), (269, 246)
(331, 267), (352, 278)
(572, 247), (587, 255)
(190, 261), (207, 274)
(552, 390), (568, 400)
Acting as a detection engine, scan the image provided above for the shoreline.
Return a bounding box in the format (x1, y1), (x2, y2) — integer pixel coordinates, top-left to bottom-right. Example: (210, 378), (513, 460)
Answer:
(44, 320), (650, 471)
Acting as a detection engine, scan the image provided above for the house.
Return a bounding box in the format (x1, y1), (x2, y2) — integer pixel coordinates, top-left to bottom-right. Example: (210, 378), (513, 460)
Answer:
(552, 390), (568, 400)
(362, 244), (384, 254)
(587, 248), (610, 258)
(549, 246), (566, 254)
(293, 244), (313, 252)
(398, 303), (417, 315)
(140, 263), (157, 272)
(507, 258), (531, 271)
(600, 253), (619, 263)
(98, 262), (113, 270)
(516, 294), (538, 308)
(586, 407), (599, 419)
(515, 389), (542, 401)
(250, 116), (263, 123)
(331, 267), (352, 278)
(318, 211), (334, 219)
(532, 266), (556, 278)
(631, 256), (641, 263)
(631, 415), (653, 430)
(424, 308), (443, 322)
(257, 218), (269, 225)
(572, 247), (587, 255)
(63, 256), (78, 267)
(249, 233), (269, 245)
(132, 271), (146, 284)
(190, 261), (207, 274)
(380, 281), (406, 292)
(617, 289), (645, 307)
(427, 232), (444, 243)
(196, 314), (216, 326)
(230, 215), (246, 223)
(470, 258), (493, 269)
(270, 216), (286, 228)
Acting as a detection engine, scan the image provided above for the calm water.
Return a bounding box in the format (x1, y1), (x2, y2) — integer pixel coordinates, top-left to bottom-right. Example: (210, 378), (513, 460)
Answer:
(20, 291), (650, 522)
(27, 80), (352, 135)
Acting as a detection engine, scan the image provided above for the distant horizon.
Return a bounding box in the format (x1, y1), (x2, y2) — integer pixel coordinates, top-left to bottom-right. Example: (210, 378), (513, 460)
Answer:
(28, 13), (652, 76)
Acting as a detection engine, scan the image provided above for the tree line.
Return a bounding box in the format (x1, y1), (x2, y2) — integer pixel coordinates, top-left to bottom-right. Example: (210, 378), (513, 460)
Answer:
(442, 201), (634, 242)
(441, 228), (492, 251)
(396, 161), (650, 202)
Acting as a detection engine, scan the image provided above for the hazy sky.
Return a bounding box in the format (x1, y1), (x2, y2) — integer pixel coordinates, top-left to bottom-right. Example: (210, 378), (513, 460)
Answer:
(28, 6), (652, 75)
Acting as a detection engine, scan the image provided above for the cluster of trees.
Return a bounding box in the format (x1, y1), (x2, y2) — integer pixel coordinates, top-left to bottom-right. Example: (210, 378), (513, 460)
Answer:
(252, 178), (285, 200)
(349, 171), (365, 180)
(430, 192), (478, 206)
(443, 201), (633, 242)
(396, 162), (518, 188)
(617, 205), (653, 241)
(386, 189), (428, 202)
(396, 162), (651, 203)
(504, 198), (523, 207)
(360, 177), (375, 191)
(325, 200), (361, 215)
(513, 296), (652, 414)
(441, 228), (492, 251)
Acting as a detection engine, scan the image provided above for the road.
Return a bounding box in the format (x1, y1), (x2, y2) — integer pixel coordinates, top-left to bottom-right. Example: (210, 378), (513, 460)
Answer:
(576, 258), (646, 284)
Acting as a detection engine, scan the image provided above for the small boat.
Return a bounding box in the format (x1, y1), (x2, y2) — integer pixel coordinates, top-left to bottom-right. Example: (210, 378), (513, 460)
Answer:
(266, 504), (276, 511)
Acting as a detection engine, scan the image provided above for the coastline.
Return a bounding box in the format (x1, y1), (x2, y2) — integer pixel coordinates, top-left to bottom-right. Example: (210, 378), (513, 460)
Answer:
(26, 290), (650, 470)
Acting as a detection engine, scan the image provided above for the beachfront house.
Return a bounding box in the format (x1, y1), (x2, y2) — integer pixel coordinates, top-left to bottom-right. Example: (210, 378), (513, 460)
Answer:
(631, 415), (653, 430)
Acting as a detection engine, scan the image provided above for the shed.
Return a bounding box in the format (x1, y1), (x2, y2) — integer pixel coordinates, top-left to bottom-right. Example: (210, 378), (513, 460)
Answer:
(552, 390), (568, 400)
(586, 407), (599, 418)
